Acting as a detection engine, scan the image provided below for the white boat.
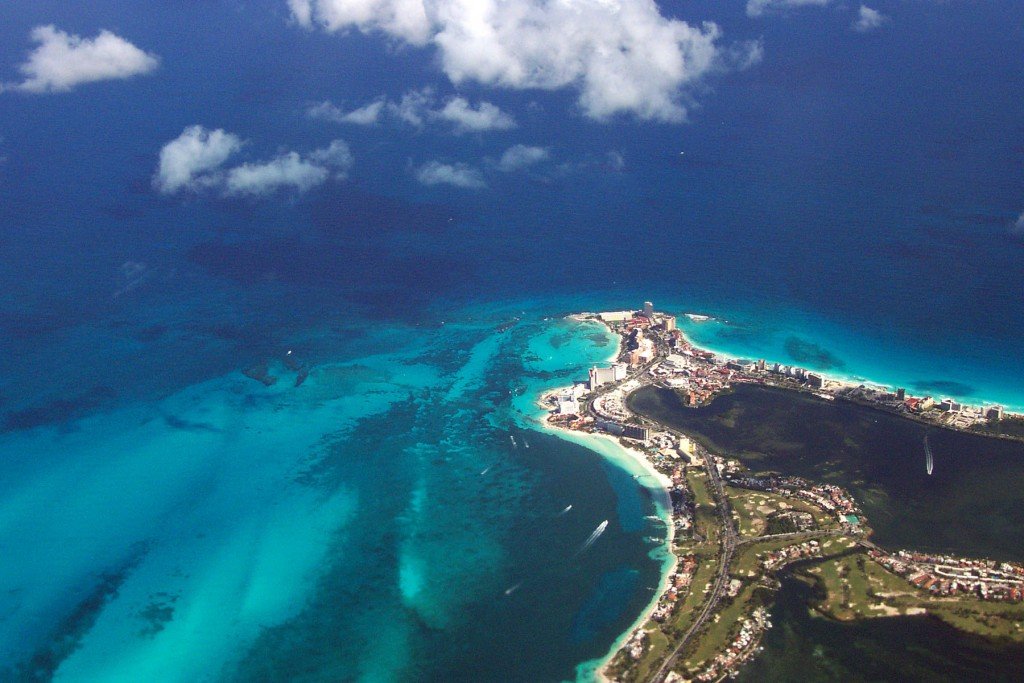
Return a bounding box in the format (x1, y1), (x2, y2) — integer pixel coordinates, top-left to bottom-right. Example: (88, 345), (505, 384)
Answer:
(924, 435), (934, 475)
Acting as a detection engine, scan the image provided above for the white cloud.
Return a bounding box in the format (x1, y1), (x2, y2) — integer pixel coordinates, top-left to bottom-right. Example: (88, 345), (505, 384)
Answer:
(308, 139), (355, 175)
(852, 5), (889, 32)
(746, 0), (832, 18)
(292, 0), (757, 122)
(5, 25), (158, 93)
(435, 97), (516, 132)
(1012, 213), (1024, 236)
(415, 161), (486, 189)
(314, 89), (515, 132)
(154, 126), (351, 196)
(225, 153), (329, 195)
(307, 98), (386, 124)
(496, 144), (549, 171)
(290, 0), (433, 45)
(154, 125), (243, 194)
(389, 88), (435, 126)
(288, 0), (315, 26)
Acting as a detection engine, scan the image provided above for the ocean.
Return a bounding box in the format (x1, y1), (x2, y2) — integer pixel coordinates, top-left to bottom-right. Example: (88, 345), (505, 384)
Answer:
(0, 0), (1022, 680)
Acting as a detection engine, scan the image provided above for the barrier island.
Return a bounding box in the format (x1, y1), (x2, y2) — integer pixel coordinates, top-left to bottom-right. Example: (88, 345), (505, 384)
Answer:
(541, 304), (1024, 682)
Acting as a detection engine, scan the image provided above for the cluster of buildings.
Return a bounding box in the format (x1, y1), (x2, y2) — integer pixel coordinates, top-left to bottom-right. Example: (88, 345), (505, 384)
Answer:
(588, 363), (627, 390)
(550, 382), (588, 417)
(761, 362), (826, 389)
(591, 386), (632, 422)
(723, 472), (864, 529)
(651, 555), (699, 623)
(770, 509), (816, 533)
(759, 539), (823, 573)
(692, 606), (771, 682)
(623, 629), (647, 661)
(592, 301), (1018, 441)
(838, 385), (1007, 430)
(869, 549), (1024, 602)
(792, 484), (862, 529)
(645, 346), (732, 407)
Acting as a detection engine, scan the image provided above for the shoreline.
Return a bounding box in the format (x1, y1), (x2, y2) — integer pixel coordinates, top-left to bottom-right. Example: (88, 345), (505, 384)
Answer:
(539, 308), (1023, 681)
(536, 316), (680, 683)
(674, 317), (1021, 438)
(679, 316), (1024, 414)
(542, 419), (678, 683)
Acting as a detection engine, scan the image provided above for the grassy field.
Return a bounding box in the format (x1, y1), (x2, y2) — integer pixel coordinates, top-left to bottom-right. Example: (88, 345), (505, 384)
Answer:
(687, 469), (720, 546)
(804, 553), (1024, 641)
(605, 626), (672, 683)
(607, 469), (727, 682)
(724, 486), (834, 538)
(681, 582), (765, 673)
(688, 467), (714, 508)
(608, 543), (724, 680)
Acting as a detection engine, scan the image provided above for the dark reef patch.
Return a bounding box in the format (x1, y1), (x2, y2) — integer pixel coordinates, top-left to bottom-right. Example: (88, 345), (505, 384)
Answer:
(911, 379), (975, 396)
(163, 414), (221, 433)
(8, 547), (146, 681)
(783, 337), (845, 371)
(137, 593), (178, 638)
(548, 331), (574, 349)
(0, 309), (79, 341)
(2, 386), (117, 432)
(713, 323), (763, 344)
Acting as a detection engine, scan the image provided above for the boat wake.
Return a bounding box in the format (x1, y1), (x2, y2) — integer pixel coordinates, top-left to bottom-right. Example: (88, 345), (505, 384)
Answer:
(504, 582), (522, 596)
(924, 434), (934, 476)
(557, 504), (573, 516)
(577, 520), (609, 555)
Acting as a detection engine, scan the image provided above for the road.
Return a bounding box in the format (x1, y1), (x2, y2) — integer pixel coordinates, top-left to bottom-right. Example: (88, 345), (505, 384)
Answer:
(579, 325), (739, 682)
(578, 321), (845, 682)
(650, 443), (737, 683)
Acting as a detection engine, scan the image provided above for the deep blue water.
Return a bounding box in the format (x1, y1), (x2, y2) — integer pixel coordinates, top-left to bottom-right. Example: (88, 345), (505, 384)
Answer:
(0, 0), (1022, 679)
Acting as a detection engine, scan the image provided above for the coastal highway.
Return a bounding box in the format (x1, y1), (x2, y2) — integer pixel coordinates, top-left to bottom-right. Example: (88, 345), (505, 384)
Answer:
(578, 335), (738, 682)
(581, 331), (842, 681)
(650, 443), (738, 683)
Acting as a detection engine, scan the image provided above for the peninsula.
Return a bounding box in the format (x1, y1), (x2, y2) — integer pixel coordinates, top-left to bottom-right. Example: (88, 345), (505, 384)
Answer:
(542, 303), (1024, 682)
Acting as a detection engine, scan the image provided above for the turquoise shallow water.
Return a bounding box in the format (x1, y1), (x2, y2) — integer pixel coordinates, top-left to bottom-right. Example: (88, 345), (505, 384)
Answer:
(667, 303), (1024, 411)
(0, 308), (668, 681)
(1, 3), (1022, 677)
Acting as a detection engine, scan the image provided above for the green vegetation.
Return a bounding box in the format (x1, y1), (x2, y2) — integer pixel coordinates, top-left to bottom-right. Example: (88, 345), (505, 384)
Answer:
(730, 536), (856, 579)
(682, 582), (766, 672)
(605, 626), (671, 683)
(608, 468), (729, 682)
(733, 538), (797, 578)
(687, 469), (720, 546)
(607, 544), (723, 681)
(970, 416), (1024, 438)
(803, 553), (1024, 641)
(724, 486), (833, 538)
